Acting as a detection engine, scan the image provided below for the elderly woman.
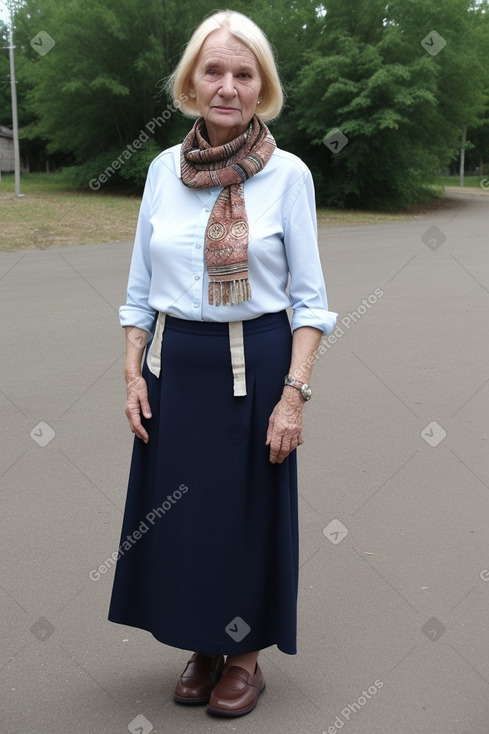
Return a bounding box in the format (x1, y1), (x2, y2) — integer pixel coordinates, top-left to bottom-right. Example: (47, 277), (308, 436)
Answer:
(108, 9), (337, 719)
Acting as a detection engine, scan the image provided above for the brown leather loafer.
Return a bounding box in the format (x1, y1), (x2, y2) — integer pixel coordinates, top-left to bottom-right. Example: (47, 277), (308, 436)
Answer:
(207, 664), (265, 717)
(173, 653), (225, 704)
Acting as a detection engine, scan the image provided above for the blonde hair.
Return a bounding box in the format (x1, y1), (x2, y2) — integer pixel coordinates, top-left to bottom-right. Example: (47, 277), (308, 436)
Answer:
(167, 10), (284, 122)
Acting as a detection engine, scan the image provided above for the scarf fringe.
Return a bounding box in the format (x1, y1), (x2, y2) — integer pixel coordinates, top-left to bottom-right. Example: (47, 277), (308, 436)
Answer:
(209, 278), (251, 306)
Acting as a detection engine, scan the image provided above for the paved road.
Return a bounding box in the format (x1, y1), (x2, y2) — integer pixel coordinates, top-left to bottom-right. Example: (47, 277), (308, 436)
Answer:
(1, 189), (488, 733)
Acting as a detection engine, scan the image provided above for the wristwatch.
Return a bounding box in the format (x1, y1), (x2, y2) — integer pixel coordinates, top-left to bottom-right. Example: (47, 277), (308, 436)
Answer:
(284, 376), (312, 401)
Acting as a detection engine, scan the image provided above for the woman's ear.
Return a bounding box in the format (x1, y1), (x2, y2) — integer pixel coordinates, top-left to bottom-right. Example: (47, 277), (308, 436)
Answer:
(257, 84), (264, 107)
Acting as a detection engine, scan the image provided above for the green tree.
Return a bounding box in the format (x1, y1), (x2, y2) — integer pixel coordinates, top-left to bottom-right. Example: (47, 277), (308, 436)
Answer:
(387, 0), (489, 173)
(459, 1), (489, 175)
(13, 0), (219, 184)
(285, 0), (489, 209)
(465, 119), (489, 174)
(7, 0), (489, 203)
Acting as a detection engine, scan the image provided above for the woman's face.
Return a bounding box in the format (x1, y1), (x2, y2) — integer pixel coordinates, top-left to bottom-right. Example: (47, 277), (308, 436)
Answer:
(189, 28), (262, 147)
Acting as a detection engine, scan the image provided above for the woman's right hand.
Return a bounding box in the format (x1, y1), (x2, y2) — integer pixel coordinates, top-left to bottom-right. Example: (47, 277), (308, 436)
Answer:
(125, 375), (152, 443)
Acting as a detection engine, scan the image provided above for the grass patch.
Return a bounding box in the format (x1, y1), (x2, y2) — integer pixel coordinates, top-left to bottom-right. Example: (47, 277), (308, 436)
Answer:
(0, 173), (141, 252)
(436, 175), (488, 189)
(316, 187), (457, 224)
(0, 171), (74, 193)
(316, 208), (413, 224)
(1, 171), (481, 252)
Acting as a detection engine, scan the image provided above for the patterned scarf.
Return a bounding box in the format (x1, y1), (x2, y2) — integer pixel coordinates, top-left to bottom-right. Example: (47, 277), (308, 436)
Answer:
(180, 115), (276, 306)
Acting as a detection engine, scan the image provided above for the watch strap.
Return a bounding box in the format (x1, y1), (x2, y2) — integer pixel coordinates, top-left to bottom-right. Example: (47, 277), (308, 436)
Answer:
(284, 376), (305, 390)
(284, 375), (312, 400)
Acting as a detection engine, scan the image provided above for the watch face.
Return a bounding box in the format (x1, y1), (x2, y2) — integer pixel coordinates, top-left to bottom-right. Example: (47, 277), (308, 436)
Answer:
(301, 384), (312, 400)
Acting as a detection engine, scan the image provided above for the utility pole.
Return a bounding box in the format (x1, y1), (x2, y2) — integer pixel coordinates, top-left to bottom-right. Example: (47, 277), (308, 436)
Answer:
(459, 125), (467, 189)
(7, 0), (23, 197)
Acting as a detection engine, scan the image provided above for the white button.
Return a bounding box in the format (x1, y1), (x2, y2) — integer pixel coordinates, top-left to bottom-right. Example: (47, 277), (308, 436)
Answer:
(193, 303), (198, 308)
(194, 275), (200, 281)
(196, 244), (202, 249)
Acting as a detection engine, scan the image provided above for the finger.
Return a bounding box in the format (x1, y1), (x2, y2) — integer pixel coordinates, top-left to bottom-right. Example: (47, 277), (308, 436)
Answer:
(140, 397), (152, 420)
(275, 433), (302, 463)
(125, 405), (150, 443)
(265, 414), (275, 446)
(276, 440), (292, 464)
(269, 431), (290, 464)
(268, 437), (280, 463)
(274, 449), (286, 464)
(136, 426), (150, 444)
(131, 418), (149, 444)
(136, 383), (152, 420)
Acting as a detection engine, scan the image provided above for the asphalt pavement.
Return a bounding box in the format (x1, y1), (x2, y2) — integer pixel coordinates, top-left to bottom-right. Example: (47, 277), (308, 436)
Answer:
(1, 187), (488, 734)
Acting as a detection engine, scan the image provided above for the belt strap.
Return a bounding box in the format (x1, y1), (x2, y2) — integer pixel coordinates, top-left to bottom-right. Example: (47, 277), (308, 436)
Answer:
(229, 320), (247, 396)
(146, 312), (166, 377)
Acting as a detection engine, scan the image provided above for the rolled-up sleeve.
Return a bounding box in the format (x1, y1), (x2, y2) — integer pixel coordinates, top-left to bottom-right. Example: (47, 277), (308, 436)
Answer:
(118, 165), (156, 331)
(283, 168), (337, 335)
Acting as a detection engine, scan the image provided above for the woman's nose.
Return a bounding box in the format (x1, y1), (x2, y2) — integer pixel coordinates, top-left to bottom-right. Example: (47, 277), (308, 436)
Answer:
(219, 73), (236, 96)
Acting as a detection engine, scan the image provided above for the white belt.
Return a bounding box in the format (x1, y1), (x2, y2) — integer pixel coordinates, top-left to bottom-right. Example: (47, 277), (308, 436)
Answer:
(146, 313), (247, 397)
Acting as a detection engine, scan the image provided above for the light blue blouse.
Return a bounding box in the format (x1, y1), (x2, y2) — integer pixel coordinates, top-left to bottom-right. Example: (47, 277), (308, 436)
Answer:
(119, 143), (337, 335)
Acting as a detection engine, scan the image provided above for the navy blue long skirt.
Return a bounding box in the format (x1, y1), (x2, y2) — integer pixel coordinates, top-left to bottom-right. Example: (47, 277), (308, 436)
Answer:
(108, 310), (298, 655)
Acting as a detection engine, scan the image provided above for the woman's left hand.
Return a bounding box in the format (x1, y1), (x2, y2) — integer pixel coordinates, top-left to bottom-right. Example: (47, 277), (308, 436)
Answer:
(266, 389), (304, 464)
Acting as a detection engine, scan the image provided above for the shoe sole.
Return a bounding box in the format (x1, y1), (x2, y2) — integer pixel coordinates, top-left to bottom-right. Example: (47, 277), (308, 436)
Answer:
(173, 694), (210, 705)
(206, 681), (265, 718)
